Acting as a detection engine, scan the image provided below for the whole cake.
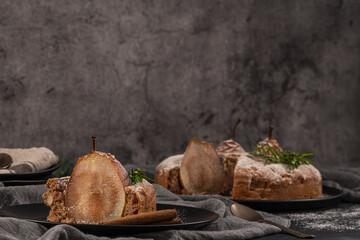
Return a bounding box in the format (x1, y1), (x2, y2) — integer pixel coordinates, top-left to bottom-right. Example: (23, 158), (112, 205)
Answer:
(155, 126), (322, 200)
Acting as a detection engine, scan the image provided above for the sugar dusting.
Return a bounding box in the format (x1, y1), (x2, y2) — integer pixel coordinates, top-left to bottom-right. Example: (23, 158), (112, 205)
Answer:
(156, 154), (183, 172)
(217, 139), (246, 153)
(279, 203), (360, 232)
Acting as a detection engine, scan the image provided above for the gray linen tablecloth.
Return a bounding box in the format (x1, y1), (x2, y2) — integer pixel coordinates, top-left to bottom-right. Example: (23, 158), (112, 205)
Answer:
(1, 166), (359, 239)
(320, 167), (360, 203)
(0, 183), (289, 240)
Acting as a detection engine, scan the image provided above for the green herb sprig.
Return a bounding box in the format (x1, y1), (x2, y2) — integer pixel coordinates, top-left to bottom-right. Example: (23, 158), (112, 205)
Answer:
(249, 142), (314, 170)
(128, 168), (153, 184)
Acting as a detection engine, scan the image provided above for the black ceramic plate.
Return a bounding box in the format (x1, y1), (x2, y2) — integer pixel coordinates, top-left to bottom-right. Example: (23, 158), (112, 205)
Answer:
(0, 203), (218, 236)
(1, 179), (48, 186)
(0, 163), (61, 181)
(232, 185), (344, 212)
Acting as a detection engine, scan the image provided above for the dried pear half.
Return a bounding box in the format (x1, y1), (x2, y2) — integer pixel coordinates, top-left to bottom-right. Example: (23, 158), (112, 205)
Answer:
(65, 151), (131, 223)
(180, 138), (225, 194)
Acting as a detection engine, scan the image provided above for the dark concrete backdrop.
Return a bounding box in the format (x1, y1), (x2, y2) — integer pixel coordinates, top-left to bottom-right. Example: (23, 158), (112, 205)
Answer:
(0, 0), (359, 168)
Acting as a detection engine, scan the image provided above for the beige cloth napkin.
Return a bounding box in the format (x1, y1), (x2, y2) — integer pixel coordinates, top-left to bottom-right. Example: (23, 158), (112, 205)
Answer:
(0, 147), (58, 174)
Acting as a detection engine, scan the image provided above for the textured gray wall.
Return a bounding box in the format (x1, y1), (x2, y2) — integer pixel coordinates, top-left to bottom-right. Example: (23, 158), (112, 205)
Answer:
(0, 0), (359, 168)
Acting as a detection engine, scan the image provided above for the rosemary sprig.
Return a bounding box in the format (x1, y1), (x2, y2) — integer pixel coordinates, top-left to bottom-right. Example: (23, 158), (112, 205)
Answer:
(128, 168), (153, 184)
(249, 142), (314, 170)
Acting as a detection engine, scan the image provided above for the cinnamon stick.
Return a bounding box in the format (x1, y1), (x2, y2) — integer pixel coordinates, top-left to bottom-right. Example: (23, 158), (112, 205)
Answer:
(100, 209), (177, 225)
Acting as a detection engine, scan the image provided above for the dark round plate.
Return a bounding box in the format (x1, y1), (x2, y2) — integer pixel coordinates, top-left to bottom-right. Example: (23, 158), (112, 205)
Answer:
(0, 163), (61, 181)
(0, 203), (218, 236)
(1, 179), (48, 186)
(232, 185), (344, 212)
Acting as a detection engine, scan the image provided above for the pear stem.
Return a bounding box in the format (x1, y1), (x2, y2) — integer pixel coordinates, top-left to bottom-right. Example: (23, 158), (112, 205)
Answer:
(92, 134), (96, 152)
(231, 118), (241, 140)
(268, 126), (274, 140)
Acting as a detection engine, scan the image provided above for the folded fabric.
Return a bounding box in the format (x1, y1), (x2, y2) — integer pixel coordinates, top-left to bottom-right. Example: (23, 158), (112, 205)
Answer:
(134, 185), (290, 240)
(0, 147), (58, 174)
(0, 183), (290, 240)
(320, 167), (360, 203)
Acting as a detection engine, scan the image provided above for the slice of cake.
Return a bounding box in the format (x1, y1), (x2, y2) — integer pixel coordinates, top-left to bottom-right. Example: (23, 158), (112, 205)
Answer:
(43, 177), (156, 223)
(42, 176), (74, 223)
(123, 179), (156, 216)
(43, 151), (156, 224)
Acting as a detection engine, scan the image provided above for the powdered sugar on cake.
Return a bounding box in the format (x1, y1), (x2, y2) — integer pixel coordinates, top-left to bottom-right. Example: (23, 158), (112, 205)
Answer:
(156, 154), (183, 172)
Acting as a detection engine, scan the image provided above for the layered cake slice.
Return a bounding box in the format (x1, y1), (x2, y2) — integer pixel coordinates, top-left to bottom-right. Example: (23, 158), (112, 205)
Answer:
(43, 151), (156, 224)
(42, 176), (72, 223)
